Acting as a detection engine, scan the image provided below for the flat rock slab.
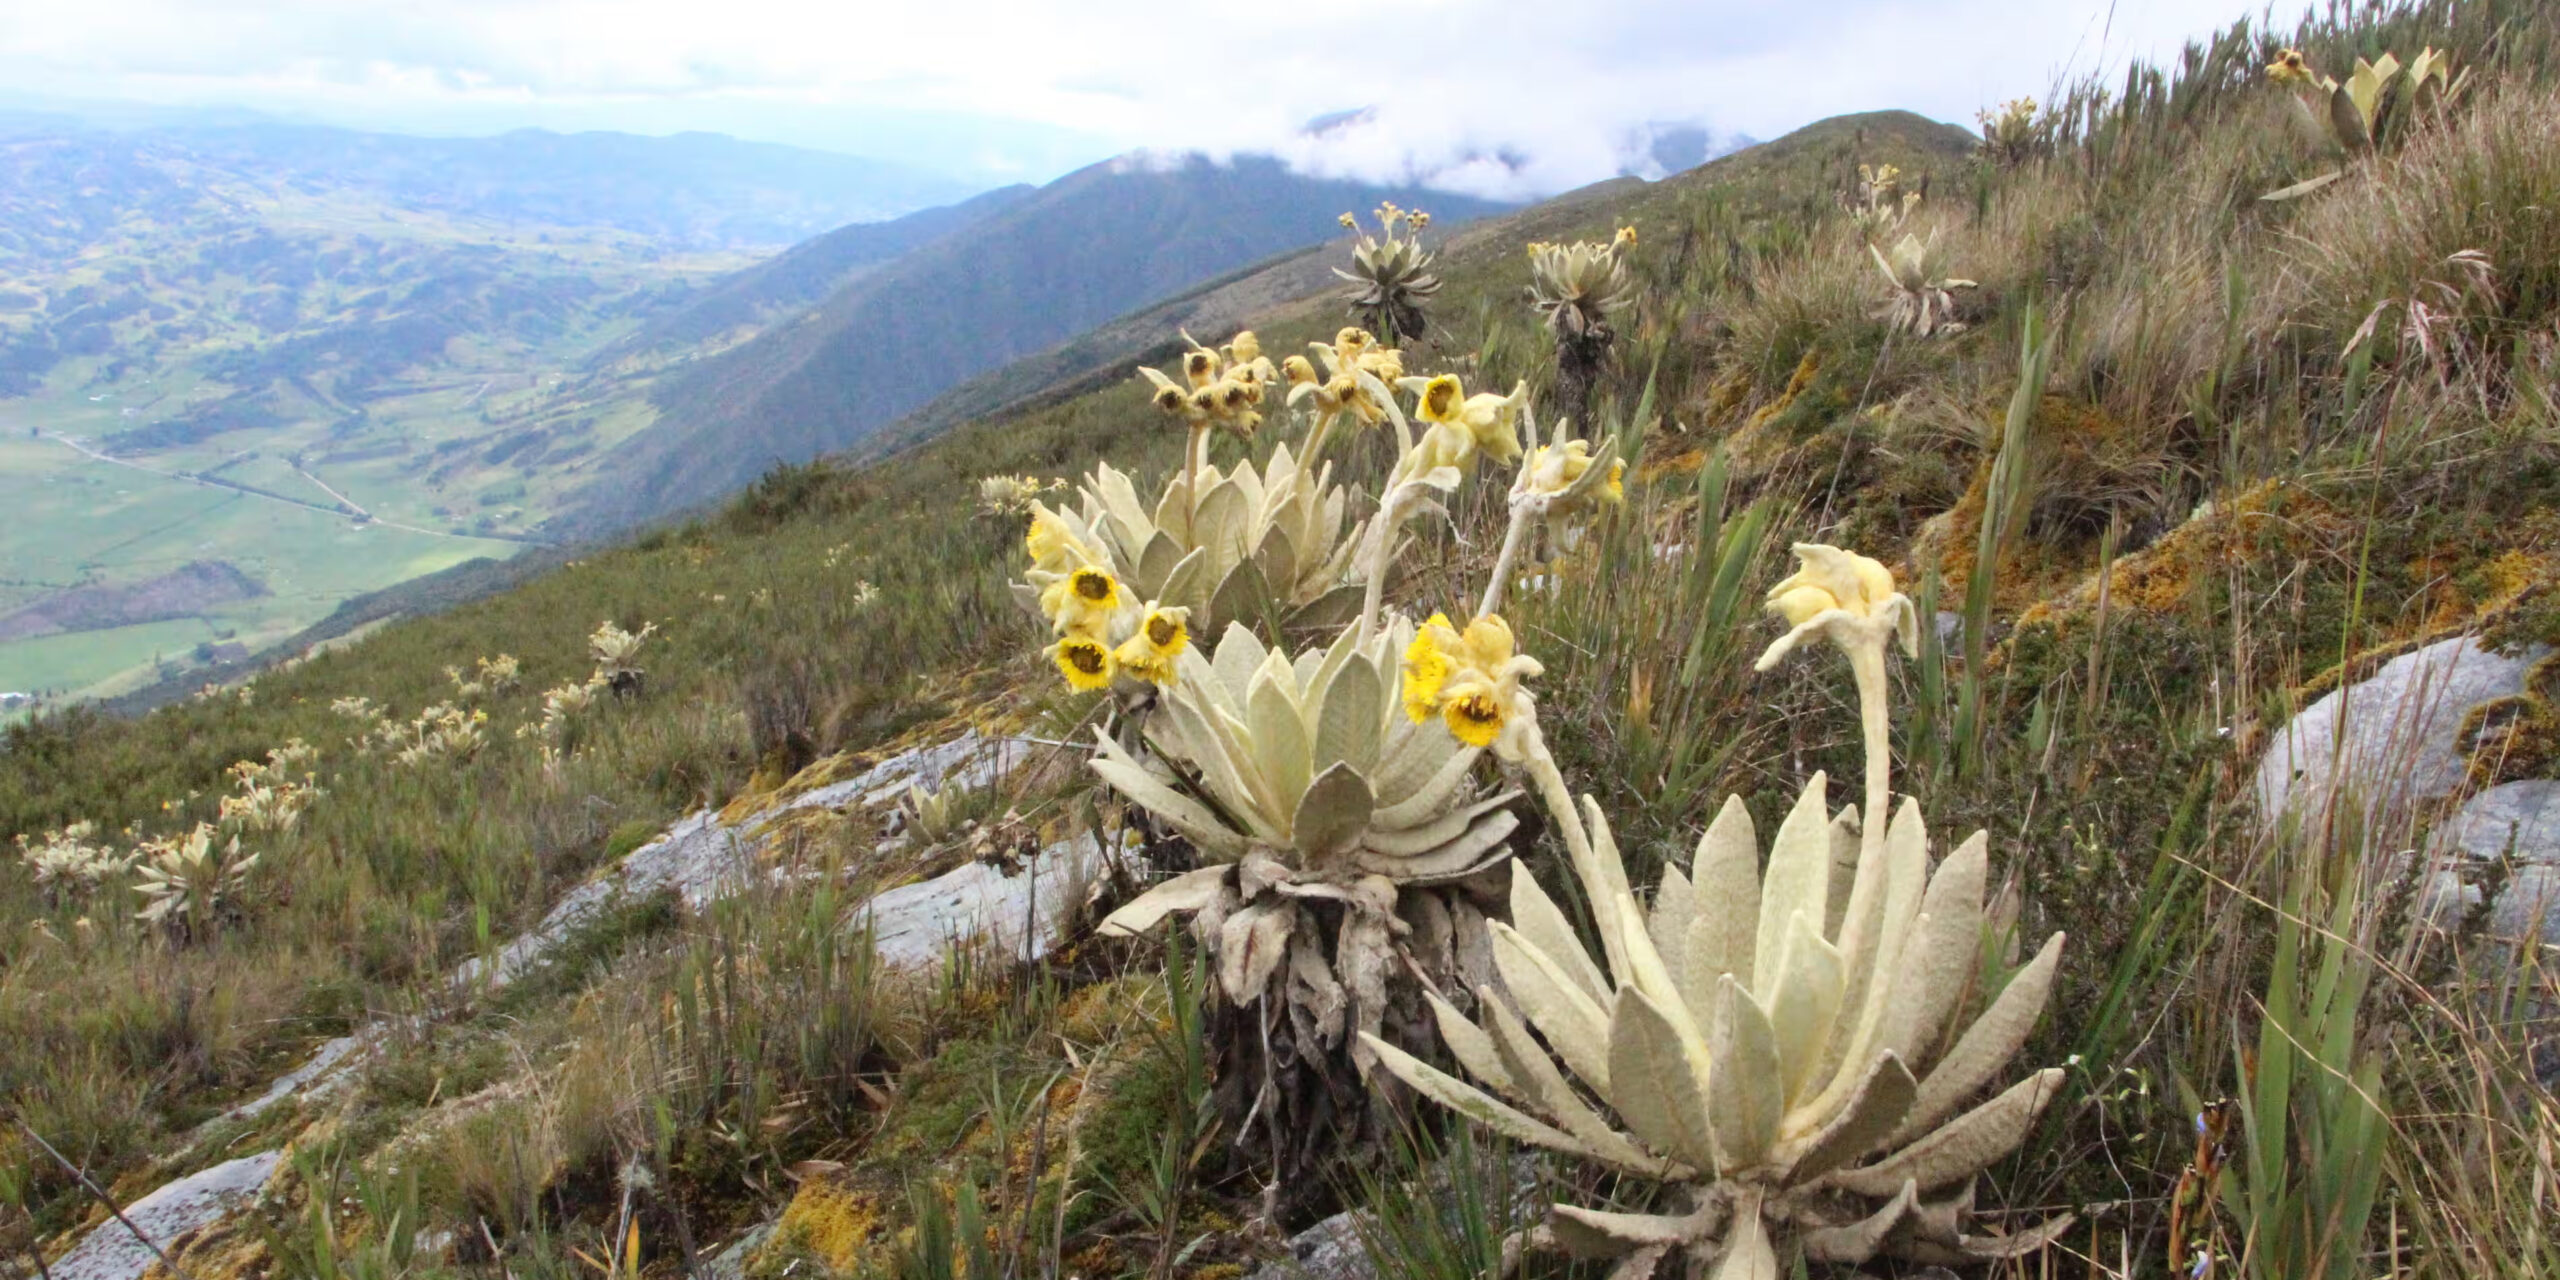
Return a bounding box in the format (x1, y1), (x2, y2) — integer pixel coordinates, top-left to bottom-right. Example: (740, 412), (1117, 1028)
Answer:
(2255, 636), (2548, 831)
(48, 1151), (280, 1280)
(861, 833), (1103, 970)
(765, 731), (1043, 822)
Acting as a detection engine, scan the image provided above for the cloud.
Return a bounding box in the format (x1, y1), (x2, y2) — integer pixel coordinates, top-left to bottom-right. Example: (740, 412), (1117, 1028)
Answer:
(0, 0), (2275, 192)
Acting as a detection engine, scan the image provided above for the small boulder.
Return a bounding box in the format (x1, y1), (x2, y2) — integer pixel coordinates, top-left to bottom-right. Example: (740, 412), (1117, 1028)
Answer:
(859, 833), (1104, 970)
(2254, 635), (2549, 834)
(48, 1151), (281, 1280)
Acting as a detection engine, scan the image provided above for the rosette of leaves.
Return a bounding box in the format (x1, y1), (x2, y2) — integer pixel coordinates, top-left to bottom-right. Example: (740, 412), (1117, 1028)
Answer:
(1844, 164), (1921, 241)
(2262, 47), (2458, 202)
(1094, 616), (1523, 1197)
(1336, 205), (1443, 345)
(1365, 545), (2071, 1277)
(133, 822), (259, 939)
(1869, 232), (1975, 337)
(1528, 233), (1639, 417)
(1023, 445), (1373, 637)
(1974, 98), (2040, 168)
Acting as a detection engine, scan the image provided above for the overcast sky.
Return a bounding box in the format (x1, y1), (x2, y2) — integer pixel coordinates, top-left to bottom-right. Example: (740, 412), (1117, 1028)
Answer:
(1, 0), (2287, 195)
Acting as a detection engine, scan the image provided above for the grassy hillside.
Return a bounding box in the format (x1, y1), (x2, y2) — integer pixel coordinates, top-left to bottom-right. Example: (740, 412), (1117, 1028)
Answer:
(5, 2), (2560, 1277)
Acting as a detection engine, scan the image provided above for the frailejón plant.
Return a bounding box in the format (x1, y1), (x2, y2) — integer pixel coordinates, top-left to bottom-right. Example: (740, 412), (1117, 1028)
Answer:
(1366, 544), (2070, 1276)
(1336, 204), (1442, 345)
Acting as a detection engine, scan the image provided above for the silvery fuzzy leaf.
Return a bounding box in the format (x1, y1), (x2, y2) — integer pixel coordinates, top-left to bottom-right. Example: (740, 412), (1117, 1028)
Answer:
(1688, 794), (1760, 990)
(1313, 654), (1383, 776)
(1813, 797), (1933, 1119)
(1194, 477), (1249, 565)
(1796, 1178), (1919, 1264)
(1708, 1204), (1777, 1280)
(1136, 529), (1182, 595)
(1373, 745), (1476, 827)
(1879, 830), (1989, 1069)
(1824, 805), (1862, 940)
(1212, 558), (1276, 642)
(1358, 807), (1517, 884)
(1090, 462), (1152, 542)
(1754, 773), (1833, 1002)
(1009, 581), (1042, 618)
(1253, 521), (1300, 607)
(1606, 986), (1720, 1173)
(1098, 865), (1234, 938)
(1825, 1068), (2064, 1197)
(1218, 902), (1296, 1003)
(1819, 797), (1915, 1082)
(1293, 761), (1376, 864)
(1209, 621), (1268, 707)
(1509, 862), (1611, 1002)
(1366, 792), (1514, 857)
(1765, 911), (1846, 1104)
(1159, 545), (1210, 616)
(1247, 673), (1312, 819)
(1707, 974), (1782, 1172)
(1287, 933), (1347, 1044)
(1546, 1205), (1705, 1257)
(1778, 1052), (1918, 1183)
(1089, 738), (1249, 857)
(1896, 931), (2064, 1145)
(1491, 922), (1614, 1094)
(1426, 989), (1517, 1099)
(1482, 989), (1667, 1176)
(1649, 865), (1700, 1023)
(1284, 582), (1366, 632)
(1373, 714), (1464, 807)
(1361, 1033), (1612, 1164)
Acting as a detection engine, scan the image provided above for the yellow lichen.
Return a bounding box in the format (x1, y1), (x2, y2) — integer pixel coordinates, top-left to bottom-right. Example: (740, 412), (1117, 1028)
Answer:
(764, 1177), (887, 1275)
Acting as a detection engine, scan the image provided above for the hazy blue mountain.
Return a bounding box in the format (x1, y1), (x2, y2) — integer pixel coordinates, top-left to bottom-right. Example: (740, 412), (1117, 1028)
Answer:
(561, 153), (1510, 531)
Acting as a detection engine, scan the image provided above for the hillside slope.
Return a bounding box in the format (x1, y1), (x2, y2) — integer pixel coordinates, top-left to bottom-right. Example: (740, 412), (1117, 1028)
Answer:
(559, 154), (1508, 530)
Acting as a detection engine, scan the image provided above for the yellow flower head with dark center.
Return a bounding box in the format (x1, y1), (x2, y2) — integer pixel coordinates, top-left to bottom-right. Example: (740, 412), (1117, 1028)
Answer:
(1189, 386), (1221, 417)
(1410, 210), (1431, 230)
(1071, 566), (1119, 608)
(1218, 381), (1255, 414)
(1043, 564), (1125, 635)
(1152, 384), (1190, 417)
(1614, 225), (1637, 250)
(1401, 612), (1456, 721)
(2267, 47), (2313, 83)
(1282, 355), (1319, 388)
(1335, 327), (1374, 361)
(1442, 688), (1504, 748)
(1358, 346), (1405, 385)
(1055, 635), (1115, 690)
(1184, 348), (1221, 389)
(1417, 374), (1464, 424)
(1339, 211), (1357, 229)
(1112, 604), (1190, 685)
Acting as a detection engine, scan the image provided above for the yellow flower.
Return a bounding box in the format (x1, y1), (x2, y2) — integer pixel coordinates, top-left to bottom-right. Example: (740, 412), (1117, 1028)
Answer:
(1042, 565), (1124, 635)
(1604, 457), (1626, 503)
(1024, 505), (1098, 573)
(1338, 211), (1357, 229)
(1225, 331), (1262, 366)
(1410, 210), (1431, 230)
(1112, 604), (1191, 685)
(1755, 543), (1920, 671)
(1521, 438), (1599, 498)
(1335, 327), (1373, 361)
(1417, 374), (1464, 424)
(1183, 348), (1221, 389)
(1401, 613), (1455, 721)
(1401, 612), (1542, 758)
(1055, 635), (1116, 690)
(2267, 47), (2314, 83)
(1614, 224), (1637, 250)
(1282, 354), (1319, 388)
(1357, 346), (1404, 384)
(1441, 687), (1505, 748)
(1456, 381), (1528, 466)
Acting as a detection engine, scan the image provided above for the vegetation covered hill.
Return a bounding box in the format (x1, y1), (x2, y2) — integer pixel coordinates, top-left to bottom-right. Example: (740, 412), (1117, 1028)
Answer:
(5, 1), (2560, 1278)
(562, 156), (1511, 531)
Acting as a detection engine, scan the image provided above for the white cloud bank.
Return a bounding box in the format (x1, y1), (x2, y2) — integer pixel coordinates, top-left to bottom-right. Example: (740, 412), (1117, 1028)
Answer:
(0, 0), (2288, 194)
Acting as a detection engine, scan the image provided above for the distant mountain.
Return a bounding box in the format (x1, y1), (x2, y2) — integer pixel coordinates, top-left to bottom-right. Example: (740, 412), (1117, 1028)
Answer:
(562, 154), (1508, 531)
(620, 184), (1039, 355)
(0, 116), (980, 251)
